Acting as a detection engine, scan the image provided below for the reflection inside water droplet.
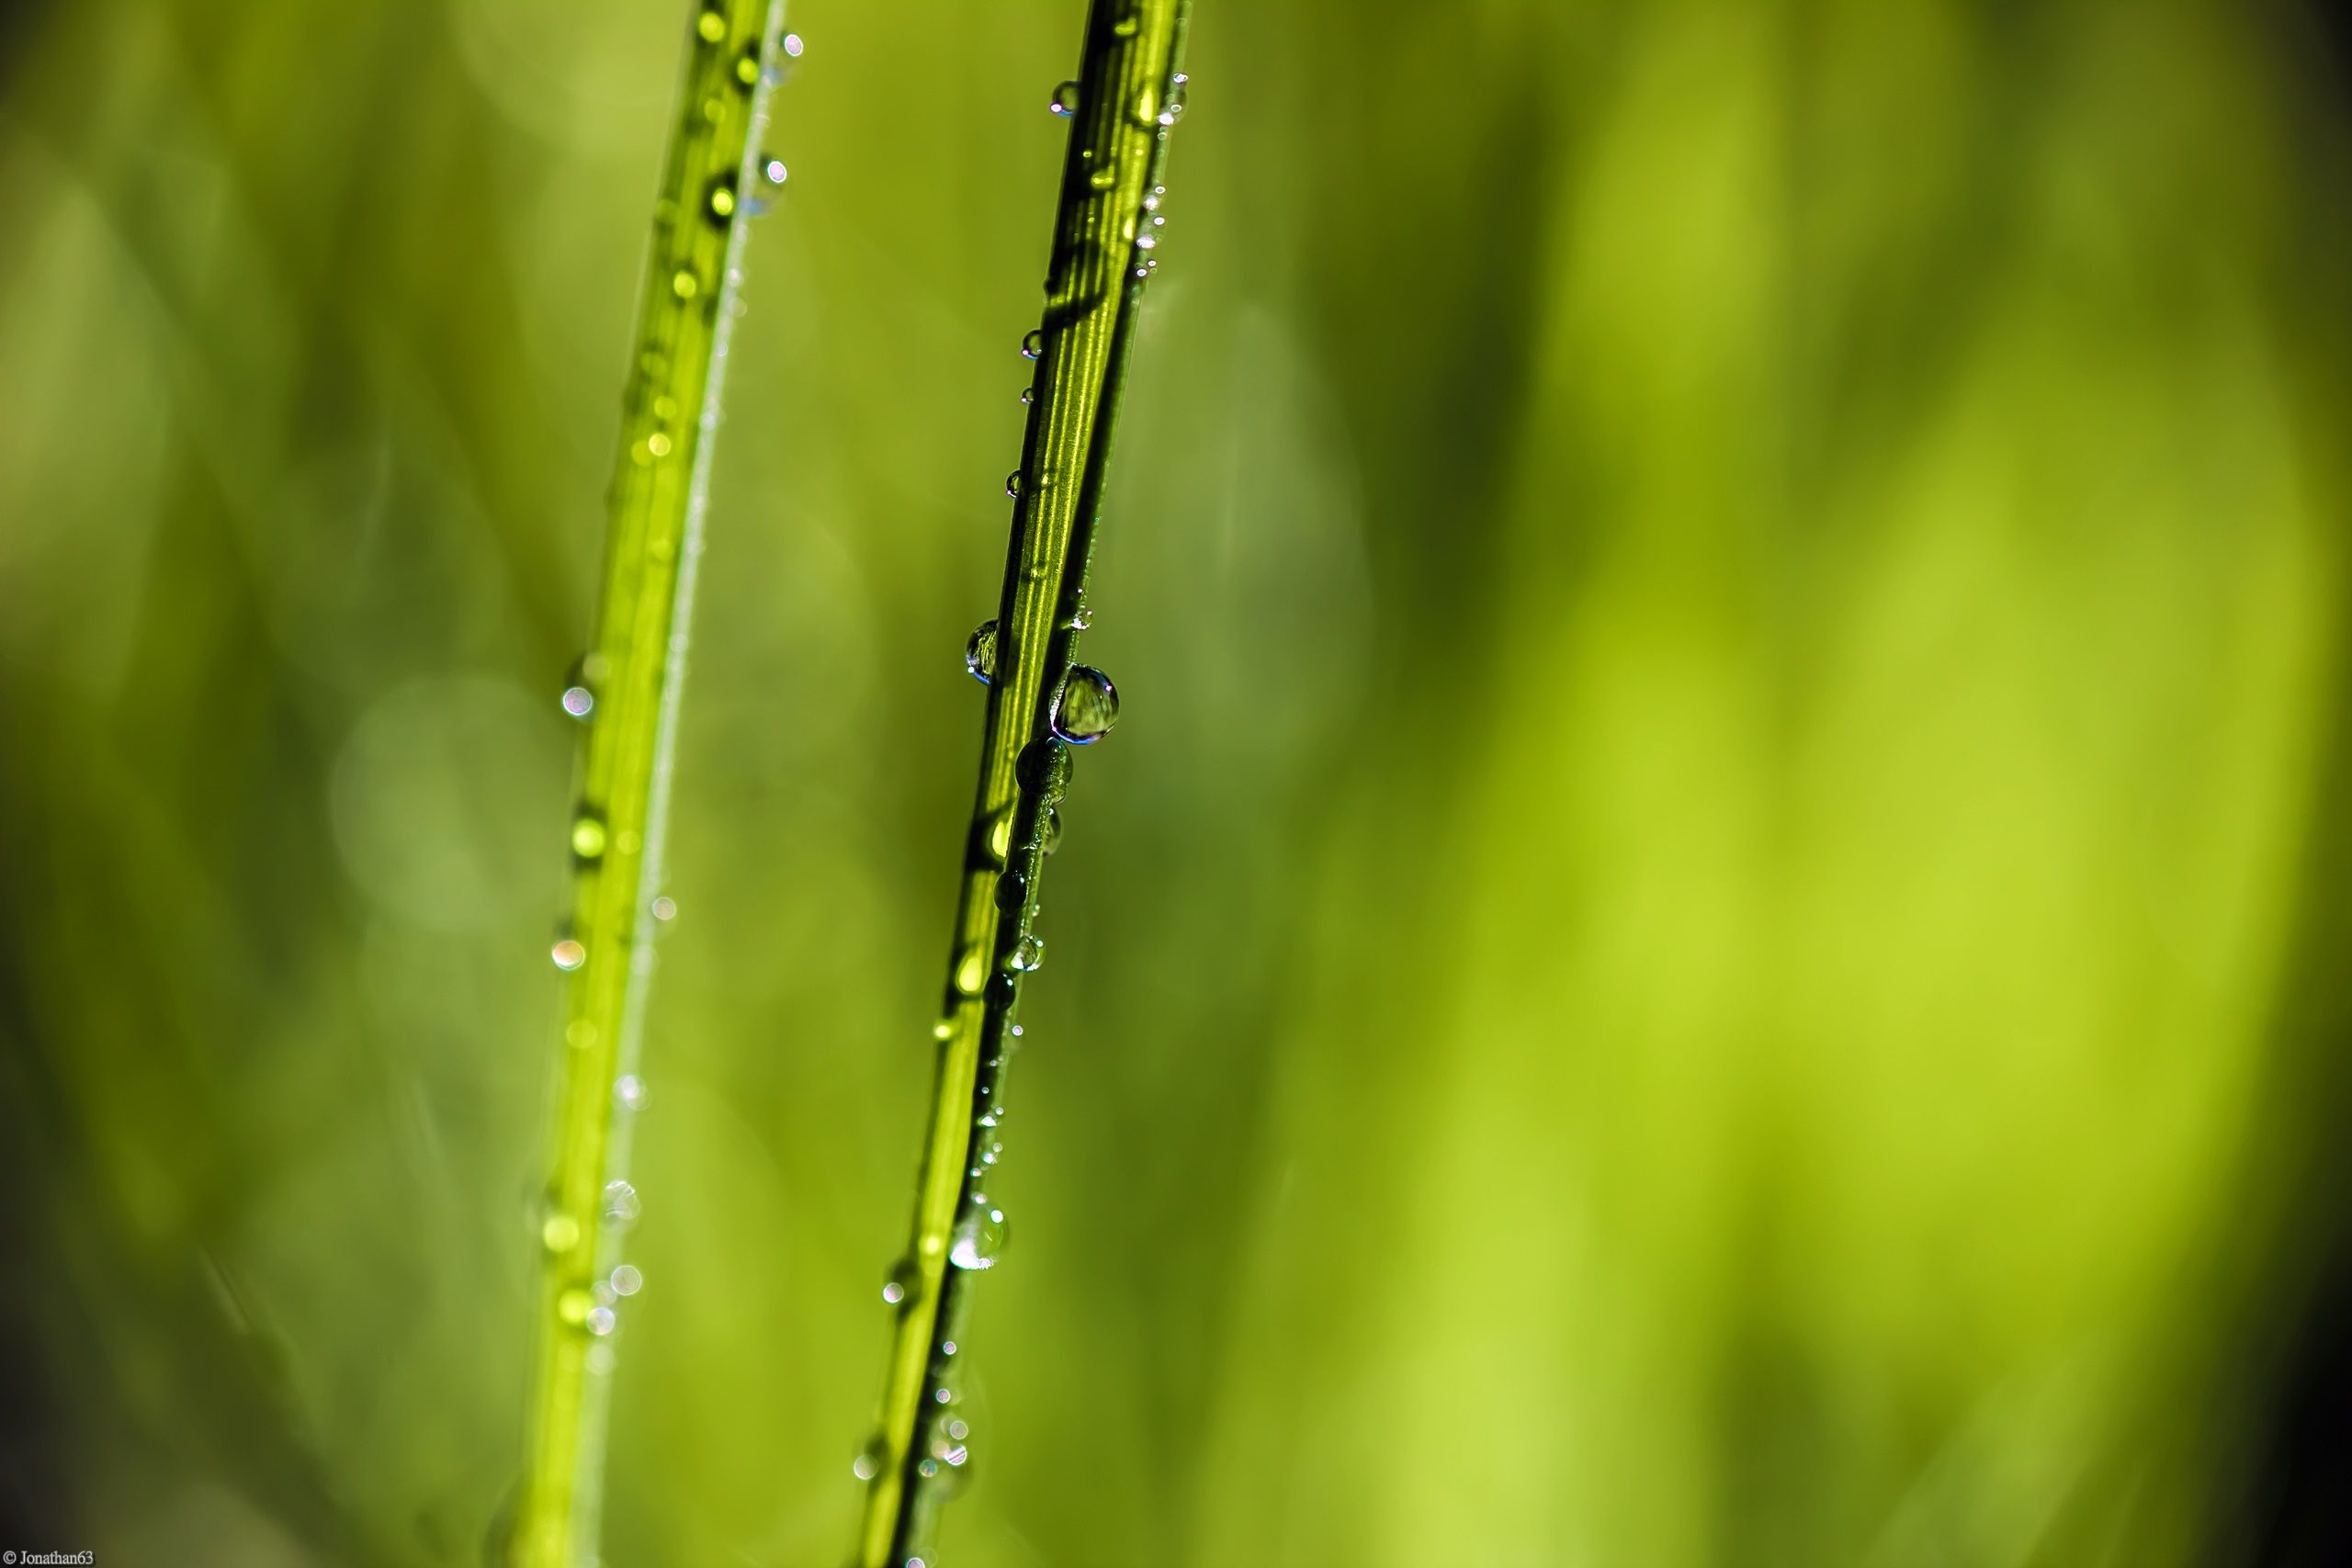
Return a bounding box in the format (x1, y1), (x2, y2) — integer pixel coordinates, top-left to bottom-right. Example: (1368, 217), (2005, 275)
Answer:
(1051, 666), (1119, 743)
(1010, 933), (1044, 972)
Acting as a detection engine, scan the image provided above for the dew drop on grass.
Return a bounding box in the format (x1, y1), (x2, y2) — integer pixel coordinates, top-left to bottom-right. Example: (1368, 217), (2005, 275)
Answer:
(585, 1305), (616, 1337)
(762, 156), (787, 186)
(1005, 470), (1023, 499)
(783, 31), (805, 58)
(1051, 667), (1119, 743)
(610, 1265), (643, 1296)
(1158, 73), (1188, 125)
(1042, 807), (1063, 854)
(1049, 81), (1080, 116)
(707, 178), (737, 222)
(948, 1199), (1007, 1269)
(615, 1074), (648, 1112)
(883, 1256), (920, 1305)
(1019, 387), (1035, 406)
(551, 938), (587, 971)
(602, 1179), (641, 1230)
(853, 1434), (887, 1481)
(650, 896), (677, 921)
(1010, 934), (1044, 972)
(560, 684), (594, 720)
(1021, 330), (1043, 360)
(571, 815), (607, 860)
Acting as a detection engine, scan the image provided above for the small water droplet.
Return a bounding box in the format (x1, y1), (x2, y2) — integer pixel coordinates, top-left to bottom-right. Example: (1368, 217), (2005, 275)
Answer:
(551, 938), (587, 972)
(560, 684), (595, 720)
(883, 1255), (920, 1306)
(1051, 667), (1119, 743)
(647, 431), (673, 457)
(650, 896), (677, 921)
(948, 1199), (1007, 1269)
(610, 1264), (643, 1296)
(571, 814), (608, 860)
(1158, 73), (1188, 126)
(762, 156), (788, 186)
(1049, 80), (1080, 116)
(1135, 227), (1158, 252)
(695, 8), (726, 44)
(585, 1305), (617, 1336)
(1021, 330), (1043, 360)
(615, 1075), (648, 1112)
(853, 1434), (887, 1481)
(993, 870), (1028, 914)
(1010, 933), (1045, 972)
(1005, 470), (1023, 499)
(962, 621), (1001, 687)
(602, 1180), (641, 1230)
(1143, 185), (1165, 212)
(541, 1213), (581, 1254)
(783, 31), (805, 58)
(979, 1140), (1002, 1167)
(1019, 387), (1035, 406)
(1042, 807), (1063, 854)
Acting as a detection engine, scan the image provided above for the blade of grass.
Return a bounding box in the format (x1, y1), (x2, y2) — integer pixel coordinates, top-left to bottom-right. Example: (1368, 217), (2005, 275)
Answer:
(855, 3), (1194, 1562)
(511, 6), (787, 1565)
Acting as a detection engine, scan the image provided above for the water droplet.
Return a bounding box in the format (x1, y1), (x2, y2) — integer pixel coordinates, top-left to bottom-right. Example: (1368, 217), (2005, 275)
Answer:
(1021, 330), (1043, 360)
(650, 896), (677, 921)
(541, 1213), (581, 1254)
(853, 1434), (887, 1481)
(615, 1074), (648, 1112)
(1158, 73), (1188, 126)
(695, 8), (726, 44)
(993, 870), (1028, 914)
(964, 620), (1001, 687)
(1143, 185), (1165, 212)
(979, 1140), (1002, 1167)
(1015, 739), (1071, 802)
(948, 1199), (1007, 1269)
(1004, 470), (1024, 499)
(1019, 387), (1035, 406)
(611, 1264), (643, 1297)
(1049, 80), (1080, 116)
(647, 431), (673, 457)
(1042, 807), (1063, 854)
(571, 814), (608, 860)
(602, 1180), (641, 1230)
(762, 156), (787, 186)
(882, 1254), (921, 1306)
(783, 31), (805, 58)
(559, 1288), (594, 1325)
(551, 938), (587, 971)
(1051, 667), (1119, 743)
(954, 947), (988, 996)
(1135, 225), (1158, 252)
(587, 1304), (618, 1336)
(1010, 933), (1045, 972)
(931, 1017), (955, 1042)
(560, 685), (594, 720)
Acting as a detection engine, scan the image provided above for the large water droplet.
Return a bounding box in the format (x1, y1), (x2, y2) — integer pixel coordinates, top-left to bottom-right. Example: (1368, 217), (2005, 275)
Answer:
(1021, 330), (1043, 361)
(948, 1199), (1007, 1269)
(1010, 933), (1045, 972)
(965, 620), (999, 684)
(1158, 73), (1188, 126)
(1049, 81), (1080, 116)
(602, 1179), (641, 1230)
(1051, 667), (1119, 743)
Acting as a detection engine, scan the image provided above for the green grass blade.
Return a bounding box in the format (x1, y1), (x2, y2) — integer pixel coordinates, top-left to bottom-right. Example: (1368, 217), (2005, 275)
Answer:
(856, 3), (1194, 1562)
(511, 5), (787, 1565)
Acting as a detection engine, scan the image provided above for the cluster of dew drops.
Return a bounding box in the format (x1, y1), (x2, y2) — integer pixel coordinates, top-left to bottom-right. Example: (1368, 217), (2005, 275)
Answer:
(848, 62), (1190, 1530)
(533, 24), (810, 1374)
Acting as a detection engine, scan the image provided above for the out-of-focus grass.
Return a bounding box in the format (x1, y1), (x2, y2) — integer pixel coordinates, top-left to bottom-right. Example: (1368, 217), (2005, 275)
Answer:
(1, 2), (2348, 1565)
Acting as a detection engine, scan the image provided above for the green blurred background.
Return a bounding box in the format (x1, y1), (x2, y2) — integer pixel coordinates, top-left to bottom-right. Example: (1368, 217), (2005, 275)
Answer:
(6, 1), (2352, 1562)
